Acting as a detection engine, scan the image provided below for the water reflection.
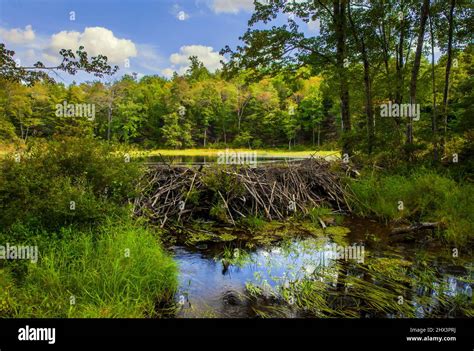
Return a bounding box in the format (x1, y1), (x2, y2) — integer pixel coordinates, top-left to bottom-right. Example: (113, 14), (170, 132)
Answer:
(143, 155), (309, 166)
(171, 223), (473, 318)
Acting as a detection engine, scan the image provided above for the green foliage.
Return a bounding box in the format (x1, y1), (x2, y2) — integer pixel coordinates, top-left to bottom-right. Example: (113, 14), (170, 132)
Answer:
(0, 220), (177, 317)
(0, 137), (143, 231)
(349, 170), (474, 245)
(239, 215), (267, 232)
(307, 207), (334, 226)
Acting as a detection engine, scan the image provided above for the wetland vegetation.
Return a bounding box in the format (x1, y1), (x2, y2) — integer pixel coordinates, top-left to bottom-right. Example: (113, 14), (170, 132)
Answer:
(0, 0), (472, 320)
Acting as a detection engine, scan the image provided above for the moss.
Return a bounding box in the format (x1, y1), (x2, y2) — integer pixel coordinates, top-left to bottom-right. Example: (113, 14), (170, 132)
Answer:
(299, 222), (325, 237)
(325, 226), (351, 235)
(218, 233), (238, 242)
(252, 234), (280, 246)
(325, 226), (351, 246)
(185, 231), (215, 245)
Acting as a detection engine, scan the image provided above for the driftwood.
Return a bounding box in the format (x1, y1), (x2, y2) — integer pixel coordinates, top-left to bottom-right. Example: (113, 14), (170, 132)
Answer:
(133, 158), (354, 226)
(390, 222), (444, 235)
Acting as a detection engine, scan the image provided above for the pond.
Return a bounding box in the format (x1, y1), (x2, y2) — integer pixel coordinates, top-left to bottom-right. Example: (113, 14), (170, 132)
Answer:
(137, 154), (336, 166)
(167, 218), (473, 318)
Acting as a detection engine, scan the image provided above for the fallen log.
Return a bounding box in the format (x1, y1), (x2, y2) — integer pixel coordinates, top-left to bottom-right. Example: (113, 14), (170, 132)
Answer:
(390, 222), (445, 235)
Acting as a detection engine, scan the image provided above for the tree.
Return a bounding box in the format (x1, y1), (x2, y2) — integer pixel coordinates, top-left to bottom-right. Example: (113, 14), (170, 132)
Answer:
(0, 44), (118, 86)
(407, 0), (430, 152)
(347, 1), (376, 154)
(441, 0), (456, 156)
(222, 0), (354, 155)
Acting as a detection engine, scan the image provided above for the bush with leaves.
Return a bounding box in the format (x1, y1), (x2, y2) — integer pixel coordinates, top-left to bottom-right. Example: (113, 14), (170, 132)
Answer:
(0, 136), (143, 232)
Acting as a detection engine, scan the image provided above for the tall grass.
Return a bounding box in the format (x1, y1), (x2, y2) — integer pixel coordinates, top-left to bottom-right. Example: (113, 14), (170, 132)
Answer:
(0, 220), (177, 318)
(348, 170), (474, 245)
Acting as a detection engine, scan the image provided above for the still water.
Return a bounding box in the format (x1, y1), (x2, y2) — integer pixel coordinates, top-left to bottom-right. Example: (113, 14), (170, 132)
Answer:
(169, 218), (473, 318)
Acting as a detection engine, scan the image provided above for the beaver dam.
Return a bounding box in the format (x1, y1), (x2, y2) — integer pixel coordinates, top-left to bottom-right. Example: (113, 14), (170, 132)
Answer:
(133, 158), (354, 226)
(132, 159), (472, 318)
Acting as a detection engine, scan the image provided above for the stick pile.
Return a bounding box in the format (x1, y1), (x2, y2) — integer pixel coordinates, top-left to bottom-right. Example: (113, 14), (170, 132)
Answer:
(133, 159), (353, 226)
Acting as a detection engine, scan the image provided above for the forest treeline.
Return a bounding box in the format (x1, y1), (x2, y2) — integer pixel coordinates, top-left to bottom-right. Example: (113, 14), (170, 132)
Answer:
(0, 0), (472, 164)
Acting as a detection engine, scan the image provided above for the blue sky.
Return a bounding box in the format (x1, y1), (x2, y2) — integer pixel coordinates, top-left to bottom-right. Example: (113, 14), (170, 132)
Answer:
(1, 0), (292, 82)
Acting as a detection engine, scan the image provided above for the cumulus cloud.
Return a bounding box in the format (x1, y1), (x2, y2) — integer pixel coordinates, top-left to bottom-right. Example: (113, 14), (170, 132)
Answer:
(161, 68), (176, 78)
(210, 0), (254, 14)
(135, 44), (166, 72)
(163, 45), (226, 77)
(47, 27), (137, 65)
(0, 25), (35, 44)
(1, 24), (165, 81)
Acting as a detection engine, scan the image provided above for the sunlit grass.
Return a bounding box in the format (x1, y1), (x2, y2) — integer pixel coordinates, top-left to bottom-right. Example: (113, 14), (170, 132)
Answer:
(348, 171), (474, 245)
(0, 143), (15, 158)
(129, 148), (340, 159)
(0, 220), (178, 318)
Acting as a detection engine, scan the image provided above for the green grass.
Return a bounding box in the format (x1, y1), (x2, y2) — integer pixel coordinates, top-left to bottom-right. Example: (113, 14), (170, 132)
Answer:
(0, 220), (178, 318)
(348, 170), (474, 245)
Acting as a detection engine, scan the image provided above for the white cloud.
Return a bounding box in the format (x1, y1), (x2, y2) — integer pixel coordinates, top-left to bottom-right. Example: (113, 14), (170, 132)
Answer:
(135, 44), (165, 72)
(0, 25), (35, 44)
(41, 52), (61, 65)
(210, 0), (254, 14)
(47, 27), (137, 65)
(0, 24), (228, 81)
(161, 68), (176, 78)
(164, 45), (226, 76)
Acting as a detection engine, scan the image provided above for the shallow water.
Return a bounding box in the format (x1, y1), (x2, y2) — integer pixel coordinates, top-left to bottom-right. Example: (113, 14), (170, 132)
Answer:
(169, 218), (473, 318)
(141, 155), (311, 166)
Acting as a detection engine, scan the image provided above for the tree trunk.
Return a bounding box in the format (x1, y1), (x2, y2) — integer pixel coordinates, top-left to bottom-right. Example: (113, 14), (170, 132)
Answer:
(407, 0), (430, 150)
(395, 12), (404, 106)
(394, 8), (405, 133)
(380, 18), (393, 101)
(334, 0), (351, 157)
(364, 57), (375, 155)
(317, 124), (321, 147)
(107, 105), (112, 141)
(441, 0), (456, 157)
(347, 3), (374, 155)
(429, 9), (438, 162)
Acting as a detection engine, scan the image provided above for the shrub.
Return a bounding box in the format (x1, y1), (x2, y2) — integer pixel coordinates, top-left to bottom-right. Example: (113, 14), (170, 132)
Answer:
(0, 136), (143, 232)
